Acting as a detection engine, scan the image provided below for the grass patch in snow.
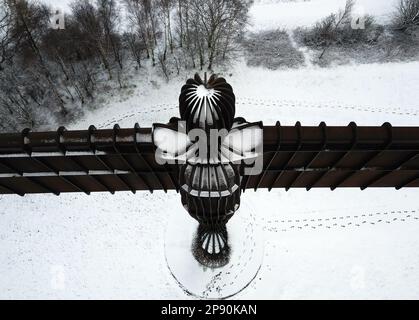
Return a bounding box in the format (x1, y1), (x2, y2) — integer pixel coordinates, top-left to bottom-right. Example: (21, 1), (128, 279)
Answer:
(242, 30), (305, 69)
(293, 25), (419, 67)
(291, 0), (419, 67)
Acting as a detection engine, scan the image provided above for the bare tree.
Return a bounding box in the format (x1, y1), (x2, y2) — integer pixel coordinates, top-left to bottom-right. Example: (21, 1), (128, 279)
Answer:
(9, 0), (68, 115)
(123, 30), (145, 68)
(319, 0), (354, 59)
(0, 0), (16, 69)
(157, 0), (174, 59)
(176, 0), (183, 47)
(71, 0), (113, 79)
(124, 0), (159, 66)
(1, 0), (252, 132)
(176, 0), (251, 70)
(393, 0), (419, 31)
(97, 0), (123, 69)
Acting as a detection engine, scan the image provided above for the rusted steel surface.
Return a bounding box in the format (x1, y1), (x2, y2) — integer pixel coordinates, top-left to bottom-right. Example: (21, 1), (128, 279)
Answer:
(0, 125), (168, 196)
(247, 122), (419, 190)
(1, 123), (419, 195)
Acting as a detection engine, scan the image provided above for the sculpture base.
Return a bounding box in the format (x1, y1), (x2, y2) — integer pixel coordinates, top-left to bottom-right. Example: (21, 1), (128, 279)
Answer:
(164, 203), (264, 299)
(191, 224), (230, 268)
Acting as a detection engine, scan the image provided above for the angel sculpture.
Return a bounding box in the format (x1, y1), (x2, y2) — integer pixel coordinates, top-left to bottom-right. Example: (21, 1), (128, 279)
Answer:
(153, 74), (263, 267)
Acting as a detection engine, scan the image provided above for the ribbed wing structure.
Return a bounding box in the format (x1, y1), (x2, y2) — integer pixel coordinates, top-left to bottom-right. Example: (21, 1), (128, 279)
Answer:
(0, 125), (178, 196)
(1, 122), (419, 196)
(246, 122), (419, 191)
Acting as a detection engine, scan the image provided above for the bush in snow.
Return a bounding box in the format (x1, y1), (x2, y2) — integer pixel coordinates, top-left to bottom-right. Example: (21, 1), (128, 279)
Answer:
(242, 30), (305, 69)
(294, 0), (383, 50)
(393, 0), (419, 35)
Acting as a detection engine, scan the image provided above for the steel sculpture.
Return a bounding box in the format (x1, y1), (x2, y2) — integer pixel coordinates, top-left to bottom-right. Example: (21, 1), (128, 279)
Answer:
(2, 74), (419, 266)
(152, 74), (263, 265)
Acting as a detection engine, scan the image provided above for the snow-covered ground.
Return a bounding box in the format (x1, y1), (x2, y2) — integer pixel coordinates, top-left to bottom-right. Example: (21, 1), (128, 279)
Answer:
(2, 0), (419, 299)
(249, 0), (397, 31)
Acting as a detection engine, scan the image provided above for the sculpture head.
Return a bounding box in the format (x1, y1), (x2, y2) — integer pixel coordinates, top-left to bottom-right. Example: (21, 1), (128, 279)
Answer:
(179, 73), (236, 133)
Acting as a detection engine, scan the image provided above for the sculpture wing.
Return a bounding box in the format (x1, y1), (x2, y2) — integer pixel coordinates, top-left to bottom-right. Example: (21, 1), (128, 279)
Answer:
(220, 121), (264, 163)
(2, 123), (419, 195)
(152, 124), (192, 164)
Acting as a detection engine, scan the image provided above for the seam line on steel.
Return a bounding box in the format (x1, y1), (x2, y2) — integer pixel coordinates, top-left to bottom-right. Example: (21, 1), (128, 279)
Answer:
(112, 124), (147, 193)
(255, 121), (282, 191)
(290, 122), (327, 191)
(332, 123), (392, 190)
(309, 122), (358, 190)
(134, 123), (167, 193)
(269, 122), (302, 191)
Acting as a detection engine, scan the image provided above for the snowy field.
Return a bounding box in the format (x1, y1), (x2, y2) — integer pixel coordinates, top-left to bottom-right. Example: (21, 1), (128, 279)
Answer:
(249, 0), (397, 31)
(2, 0), (419, 299)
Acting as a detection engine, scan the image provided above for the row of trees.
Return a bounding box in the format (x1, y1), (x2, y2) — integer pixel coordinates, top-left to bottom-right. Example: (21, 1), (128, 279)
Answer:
(0, 0), (252, 132)
(124, 0), (252, 71)
(124, 0), (252, 78)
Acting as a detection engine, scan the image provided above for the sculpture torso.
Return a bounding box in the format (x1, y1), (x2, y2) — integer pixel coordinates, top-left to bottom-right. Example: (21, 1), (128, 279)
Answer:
(153, 74), (262, 263)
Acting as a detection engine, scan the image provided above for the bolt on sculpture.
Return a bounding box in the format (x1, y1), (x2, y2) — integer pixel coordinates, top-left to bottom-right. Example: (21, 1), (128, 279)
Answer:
(153, 73), (263, 267)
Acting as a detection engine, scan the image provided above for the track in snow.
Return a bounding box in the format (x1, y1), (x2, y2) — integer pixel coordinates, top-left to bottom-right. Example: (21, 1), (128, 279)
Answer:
(164, 204), (264, 299)
(262, 209), (419, 233)
(96, 97), (419, 129)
